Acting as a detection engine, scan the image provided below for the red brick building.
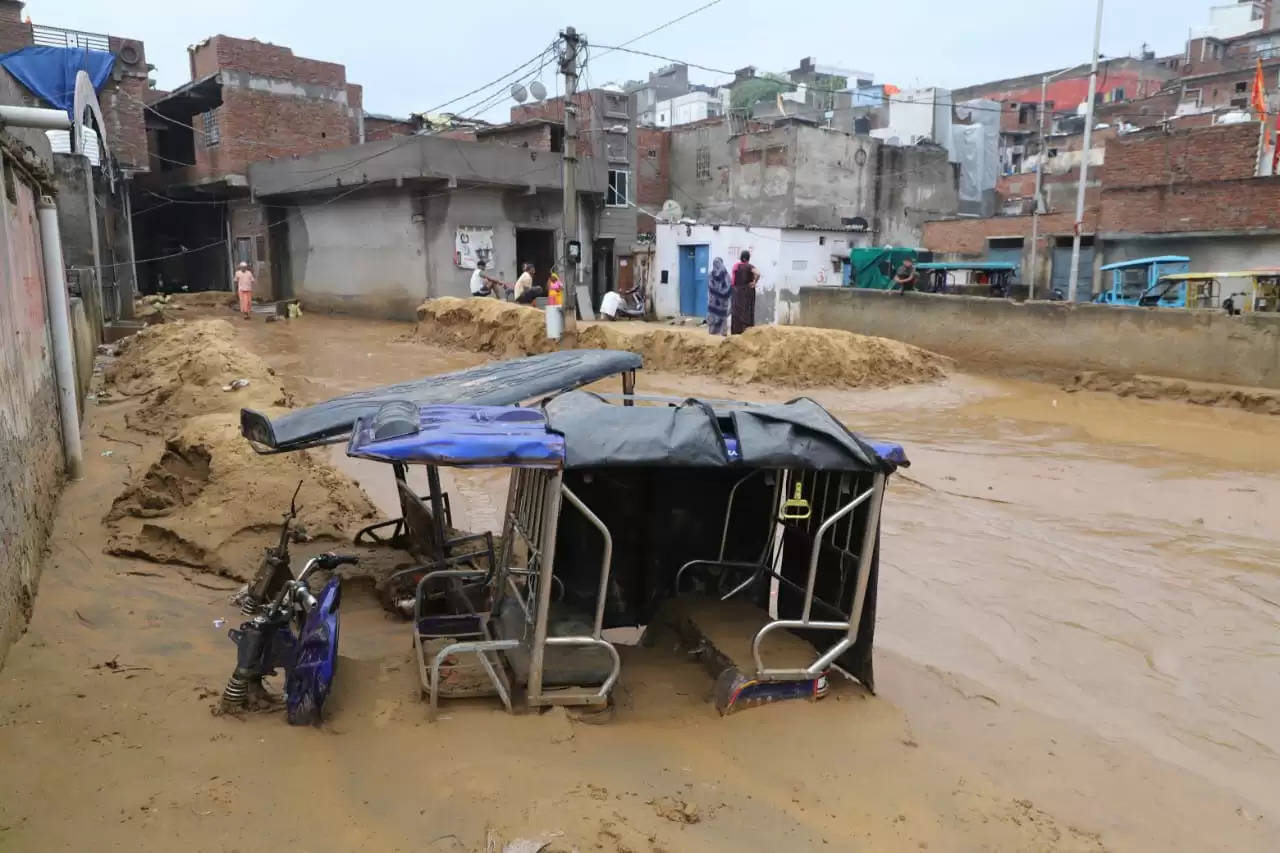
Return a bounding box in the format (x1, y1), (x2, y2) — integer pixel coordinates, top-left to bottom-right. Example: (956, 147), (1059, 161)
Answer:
(0, 1), (150, 172)
(133, 35), (367, 297)
(922, 122), (1280, 297)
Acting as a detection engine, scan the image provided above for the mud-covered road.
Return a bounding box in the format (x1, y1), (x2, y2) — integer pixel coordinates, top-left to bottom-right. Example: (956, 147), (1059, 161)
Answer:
(1, 310), (1276, 851)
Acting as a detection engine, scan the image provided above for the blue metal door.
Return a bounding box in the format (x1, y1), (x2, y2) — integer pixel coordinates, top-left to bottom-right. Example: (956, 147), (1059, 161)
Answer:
(679, 245), (709, 316)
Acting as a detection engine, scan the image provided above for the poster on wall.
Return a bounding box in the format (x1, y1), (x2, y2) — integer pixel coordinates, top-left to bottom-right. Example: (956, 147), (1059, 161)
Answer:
(455, 226), (495, 270)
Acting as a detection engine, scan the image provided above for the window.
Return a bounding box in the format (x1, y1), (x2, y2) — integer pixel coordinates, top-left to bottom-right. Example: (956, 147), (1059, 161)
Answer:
(606, 169), (630, 207)
(201, 108), (221, 147)
(256, 235), (267, 263)
(695, 146), (711, 181)
(235, 237), (252, 265)
(1236, 81), (1249, 94)
(1181, 87), (1202, 107)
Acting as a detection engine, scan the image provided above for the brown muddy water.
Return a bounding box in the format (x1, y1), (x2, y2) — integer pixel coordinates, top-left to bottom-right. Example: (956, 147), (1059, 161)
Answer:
(1, 311), (1276, 851)
(263, 315), (1280, 818)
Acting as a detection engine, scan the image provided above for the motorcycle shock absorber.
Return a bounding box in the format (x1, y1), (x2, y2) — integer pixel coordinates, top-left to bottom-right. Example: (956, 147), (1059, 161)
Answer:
(221, 673), (249, 709)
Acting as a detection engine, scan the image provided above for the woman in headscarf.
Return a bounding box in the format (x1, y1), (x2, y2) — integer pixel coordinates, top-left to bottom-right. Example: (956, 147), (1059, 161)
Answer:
(706, 257), (731, 336)
(730, 250), (759, 335)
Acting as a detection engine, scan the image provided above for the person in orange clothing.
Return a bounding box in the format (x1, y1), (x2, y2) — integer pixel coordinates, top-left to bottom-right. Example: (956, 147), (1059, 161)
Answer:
(234, 262), (256, 319)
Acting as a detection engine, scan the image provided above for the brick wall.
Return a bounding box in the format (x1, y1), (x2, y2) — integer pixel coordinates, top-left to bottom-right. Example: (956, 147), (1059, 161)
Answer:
(194, 87), (351, 177)
(0, 0), (29, 52)
(923, 209), (1098, 254)
(189, 35), (345, 88)
(346, 84), (362, 143)
(635, 126), (669, 234)
(1104, 122), (1260, 189)
(228, 199), (272, 298)
(364, 116), (415, 142)
(479, 123), (553, 151)
(1101, 177), (1280, 233)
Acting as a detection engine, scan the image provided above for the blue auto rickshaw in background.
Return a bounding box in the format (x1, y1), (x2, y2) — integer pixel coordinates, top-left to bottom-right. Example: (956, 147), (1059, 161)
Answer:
(1096, 256), (1191, 307)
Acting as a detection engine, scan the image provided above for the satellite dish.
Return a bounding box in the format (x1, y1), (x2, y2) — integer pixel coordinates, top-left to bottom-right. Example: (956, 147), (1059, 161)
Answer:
(659, 199), (683, 221)
(529, 80), (547, 101)
(510, 83), (528, 103)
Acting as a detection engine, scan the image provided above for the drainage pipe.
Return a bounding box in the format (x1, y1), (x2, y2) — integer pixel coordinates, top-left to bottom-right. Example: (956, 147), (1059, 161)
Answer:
(0, 105), (71, 130)
(36, 197), (84, 481)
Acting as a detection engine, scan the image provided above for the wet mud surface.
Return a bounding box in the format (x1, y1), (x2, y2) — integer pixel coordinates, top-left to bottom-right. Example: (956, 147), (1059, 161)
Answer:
(0, 309), (1276, 851)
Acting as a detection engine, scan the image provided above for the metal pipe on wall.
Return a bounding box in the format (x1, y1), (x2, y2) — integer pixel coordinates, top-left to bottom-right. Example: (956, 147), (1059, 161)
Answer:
(36, 197), (84, 481)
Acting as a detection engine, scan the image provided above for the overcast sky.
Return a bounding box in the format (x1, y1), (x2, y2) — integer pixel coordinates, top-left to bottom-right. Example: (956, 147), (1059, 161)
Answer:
(34, 0), (1211, 117)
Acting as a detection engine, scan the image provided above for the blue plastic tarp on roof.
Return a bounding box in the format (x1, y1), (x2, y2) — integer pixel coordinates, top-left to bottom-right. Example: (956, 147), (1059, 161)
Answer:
(347, 404), (565, 468)
(0, 46), (115, 116)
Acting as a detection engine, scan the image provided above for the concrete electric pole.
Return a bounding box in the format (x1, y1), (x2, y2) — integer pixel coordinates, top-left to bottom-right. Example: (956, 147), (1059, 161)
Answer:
(559, 27), (583, 341)
(1067, 0), (1104, 303)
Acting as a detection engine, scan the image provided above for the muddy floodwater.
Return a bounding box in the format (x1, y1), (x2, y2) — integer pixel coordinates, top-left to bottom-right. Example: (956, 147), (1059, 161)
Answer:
(1, 311), (1277, 851)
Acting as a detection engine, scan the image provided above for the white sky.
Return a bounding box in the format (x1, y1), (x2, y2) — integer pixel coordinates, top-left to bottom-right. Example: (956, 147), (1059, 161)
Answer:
(32, 0), (1212, 118)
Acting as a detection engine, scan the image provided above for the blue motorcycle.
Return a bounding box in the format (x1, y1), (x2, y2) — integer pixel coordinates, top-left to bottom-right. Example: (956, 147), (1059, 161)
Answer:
(220, 551), (356, 725)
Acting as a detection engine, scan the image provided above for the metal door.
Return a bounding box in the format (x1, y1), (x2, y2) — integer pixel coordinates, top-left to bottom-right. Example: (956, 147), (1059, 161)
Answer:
(1051, 245), (1094, 300)
(679, 245), (709, 316)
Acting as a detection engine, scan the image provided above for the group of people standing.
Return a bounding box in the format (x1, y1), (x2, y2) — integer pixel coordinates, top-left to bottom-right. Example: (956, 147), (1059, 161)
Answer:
(707, 250), (760, 336)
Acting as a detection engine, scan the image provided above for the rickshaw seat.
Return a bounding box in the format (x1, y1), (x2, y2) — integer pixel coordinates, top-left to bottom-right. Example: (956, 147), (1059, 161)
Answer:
(494, 597), (616, 687)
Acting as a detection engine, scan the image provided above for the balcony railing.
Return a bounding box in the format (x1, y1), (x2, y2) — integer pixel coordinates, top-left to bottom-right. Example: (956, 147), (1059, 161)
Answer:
(32, 25), (111, 52)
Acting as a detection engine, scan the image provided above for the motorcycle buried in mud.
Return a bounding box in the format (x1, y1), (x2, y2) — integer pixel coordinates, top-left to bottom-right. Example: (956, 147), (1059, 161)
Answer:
(219, 485), (358, 724)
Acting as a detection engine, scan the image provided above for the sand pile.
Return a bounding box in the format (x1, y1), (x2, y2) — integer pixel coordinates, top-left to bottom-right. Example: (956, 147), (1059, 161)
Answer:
(104, 412), (377, 577)
(105, 319), (290, 434)
(415, 297), (557, 356)
(415, 297), (949, 389)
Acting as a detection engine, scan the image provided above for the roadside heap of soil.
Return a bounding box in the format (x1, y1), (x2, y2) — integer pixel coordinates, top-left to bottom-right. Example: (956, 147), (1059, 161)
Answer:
(1068, 370), (1280, 415)
(104, 412), (377, 577)
(105, 319), (290, 434)
(416, 297), (949, 388)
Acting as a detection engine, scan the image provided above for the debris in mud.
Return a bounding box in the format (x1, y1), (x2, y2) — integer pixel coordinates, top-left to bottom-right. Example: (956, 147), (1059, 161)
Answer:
(415, 297), (949, 389)
(650, 796), (702, 824)
(1068, 371), (1280, 415)
(104, 319), (290, 434)
(103, 412), (377, 578)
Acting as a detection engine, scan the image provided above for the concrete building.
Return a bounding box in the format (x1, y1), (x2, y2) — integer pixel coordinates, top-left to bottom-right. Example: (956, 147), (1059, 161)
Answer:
(664, 117), (958, 247)
(652, 90), (724, 128)
(246, 130), (613, 319)
(1193, 1), (1275, 39)
(511, 87), (638, 298)
(133, 35), (365, 298)
(652, 223), (866, 323)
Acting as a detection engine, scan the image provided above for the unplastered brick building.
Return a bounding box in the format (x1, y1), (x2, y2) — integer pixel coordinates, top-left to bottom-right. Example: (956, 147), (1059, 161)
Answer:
(133, 35), (367, 297)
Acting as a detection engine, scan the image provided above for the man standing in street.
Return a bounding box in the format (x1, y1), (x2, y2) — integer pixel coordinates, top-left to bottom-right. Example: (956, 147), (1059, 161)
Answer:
(234, 261), (256, 319)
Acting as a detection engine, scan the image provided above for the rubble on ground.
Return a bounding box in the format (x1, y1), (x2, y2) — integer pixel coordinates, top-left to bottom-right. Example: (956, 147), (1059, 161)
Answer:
(415, 297), (950, 388)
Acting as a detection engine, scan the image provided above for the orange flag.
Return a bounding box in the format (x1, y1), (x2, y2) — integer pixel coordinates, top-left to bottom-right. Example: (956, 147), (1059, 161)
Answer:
(1272, 112), (1280, 175)
(1251, 58), (1268, 121)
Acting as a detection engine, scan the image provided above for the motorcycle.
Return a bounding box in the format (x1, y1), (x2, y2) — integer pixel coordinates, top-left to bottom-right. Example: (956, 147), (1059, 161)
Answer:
(220, 550), (357, 724)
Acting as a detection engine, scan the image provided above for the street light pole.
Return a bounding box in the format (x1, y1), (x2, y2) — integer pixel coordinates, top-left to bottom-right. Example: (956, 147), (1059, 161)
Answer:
(559, 26), (582, 341)
(1067, 0), (1104, 303)
(1029, 66), (1073, 301)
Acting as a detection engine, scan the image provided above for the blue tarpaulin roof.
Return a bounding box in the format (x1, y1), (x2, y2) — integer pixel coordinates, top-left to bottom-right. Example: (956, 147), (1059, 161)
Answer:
(0, 46), (115, 116)
(347, 404), (566, 468)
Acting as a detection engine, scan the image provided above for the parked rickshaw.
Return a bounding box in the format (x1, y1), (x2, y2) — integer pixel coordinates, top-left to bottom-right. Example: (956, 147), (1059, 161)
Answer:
(1140, 270), (1280, 312)
(345, 390), (908, 717)
(913, 262), (1018, 297)
(1096, 256), (1190, 306)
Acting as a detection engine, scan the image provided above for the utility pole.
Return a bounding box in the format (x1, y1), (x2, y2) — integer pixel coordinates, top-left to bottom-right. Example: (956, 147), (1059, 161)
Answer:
(1030, 67), (1073, 301)
(1067, 0), (1104, 303)
(559, 26), (582, 341)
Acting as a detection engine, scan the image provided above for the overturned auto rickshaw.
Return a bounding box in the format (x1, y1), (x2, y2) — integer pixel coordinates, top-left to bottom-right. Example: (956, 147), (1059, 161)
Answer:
(344, 389), (908, 716)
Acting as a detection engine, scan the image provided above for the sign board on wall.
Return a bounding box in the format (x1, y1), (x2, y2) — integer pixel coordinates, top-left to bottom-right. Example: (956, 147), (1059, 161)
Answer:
(454, 227), (495, 269)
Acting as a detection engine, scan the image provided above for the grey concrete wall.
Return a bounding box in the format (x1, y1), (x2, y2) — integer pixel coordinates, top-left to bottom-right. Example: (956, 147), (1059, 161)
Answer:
(0, 154), (63, 667)
(286, 185), (597, 319)
(1100, 234), (1280, 275)
(875, 144), (960, 247)
(791, 127), (876, 228)
(52, 154), (104, 341)
(799, 286), (1280, 389)
(669, 120), (734, 221)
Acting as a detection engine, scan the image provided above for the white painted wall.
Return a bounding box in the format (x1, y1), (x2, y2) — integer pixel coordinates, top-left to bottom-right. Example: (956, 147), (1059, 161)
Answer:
(653, 222), (862, 323)
(654, 91), (721, 128)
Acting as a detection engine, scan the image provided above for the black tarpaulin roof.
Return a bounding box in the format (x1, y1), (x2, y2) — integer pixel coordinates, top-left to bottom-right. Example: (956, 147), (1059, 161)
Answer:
(241, 350), (641, 452)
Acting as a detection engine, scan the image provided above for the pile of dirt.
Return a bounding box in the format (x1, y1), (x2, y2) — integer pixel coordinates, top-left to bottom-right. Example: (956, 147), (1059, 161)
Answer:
(166, 291), (237, 309)
(104, 413), (377, 577)
(104, 319), (289, 434)
(415, 297), (949, 389)
(1068, 371), (1280, 414)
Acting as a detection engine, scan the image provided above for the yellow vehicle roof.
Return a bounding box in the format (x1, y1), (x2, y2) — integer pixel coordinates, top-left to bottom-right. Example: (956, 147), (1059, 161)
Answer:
(1157, 270), (1280, 281)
